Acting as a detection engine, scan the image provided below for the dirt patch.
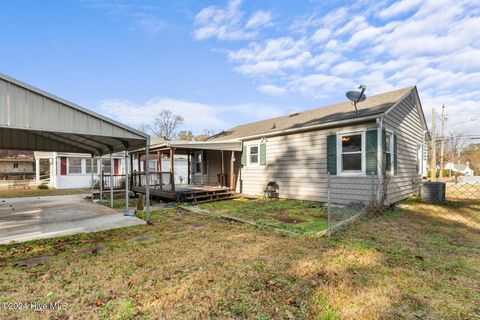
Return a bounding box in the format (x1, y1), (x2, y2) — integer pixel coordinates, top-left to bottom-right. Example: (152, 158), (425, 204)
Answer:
(15, 256), (51, 267)
(277, 215), (305, 224)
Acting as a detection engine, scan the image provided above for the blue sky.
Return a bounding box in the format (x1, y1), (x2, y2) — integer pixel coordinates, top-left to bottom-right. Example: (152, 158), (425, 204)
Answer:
(1, 0), (479, 136)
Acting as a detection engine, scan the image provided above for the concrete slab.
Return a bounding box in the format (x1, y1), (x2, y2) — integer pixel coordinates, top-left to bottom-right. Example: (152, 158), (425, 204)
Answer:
(0, 194), (145, 245)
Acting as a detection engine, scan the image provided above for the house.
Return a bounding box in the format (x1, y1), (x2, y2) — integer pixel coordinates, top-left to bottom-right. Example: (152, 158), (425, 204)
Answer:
(130, 86), (428, 204)
(34, 152), (127, 189)
(0, 151), (36, 180)
(445, 162), (474, 176)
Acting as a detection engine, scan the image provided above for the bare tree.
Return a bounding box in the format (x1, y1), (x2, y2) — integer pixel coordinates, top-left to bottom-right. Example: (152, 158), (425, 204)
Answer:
(147, 110), (184, 139)
(178, 130), (194, 141)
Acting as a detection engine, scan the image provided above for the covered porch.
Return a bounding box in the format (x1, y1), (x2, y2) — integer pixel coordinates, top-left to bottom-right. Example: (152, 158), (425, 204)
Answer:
(129, 140), (242, 202)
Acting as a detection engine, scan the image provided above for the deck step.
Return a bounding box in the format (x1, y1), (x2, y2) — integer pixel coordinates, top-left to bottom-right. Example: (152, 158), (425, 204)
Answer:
(182, 189), (231, 197)
(191, 195), (240, 204)
(185, 191), (235, 201)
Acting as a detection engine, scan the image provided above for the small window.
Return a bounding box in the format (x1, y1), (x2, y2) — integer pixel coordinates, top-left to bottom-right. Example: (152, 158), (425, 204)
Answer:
(385, 132), (392, 173)
(248, 145), (259, 165)
(13, 163), (19, 169)
(68, 158), (82, 174)
(340, 134), (363, 172)
(195, 153), (202, 173)
(102, 158), (112, 174)
(149, 160), (156, 171)
(86, 159), (99, 174)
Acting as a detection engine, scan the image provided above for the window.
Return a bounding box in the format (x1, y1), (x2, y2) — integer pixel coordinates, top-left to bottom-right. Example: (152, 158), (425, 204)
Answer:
(102, 158), (111, 174)
(385, 132), (393, 173)
(195, 153), (202, 173)
(339, 133), (363, 173)
(86, 159), (98, 174)
(248, 145), (259, 165)
(417, 144), (423, 175)
(68, 158), (82, 174)
(149, 161), (156, 171)
(13, 163), (18, 169)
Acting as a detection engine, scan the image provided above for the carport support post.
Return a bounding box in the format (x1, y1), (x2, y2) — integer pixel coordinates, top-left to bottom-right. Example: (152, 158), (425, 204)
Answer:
(145, 139), (151, 223)
(125, 151), (129, 213)
(90, 154), (94, 202)
(99, 154), (103, 201)
(110, 153), (114, 208)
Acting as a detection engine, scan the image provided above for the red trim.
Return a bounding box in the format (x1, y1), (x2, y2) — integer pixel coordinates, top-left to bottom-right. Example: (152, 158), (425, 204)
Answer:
(114, 159), (120, 174)
(60, 157), (67, 175)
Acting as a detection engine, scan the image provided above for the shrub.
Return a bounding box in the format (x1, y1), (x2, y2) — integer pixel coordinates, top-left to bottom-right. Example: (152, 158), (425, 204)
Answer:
(37, 184), (49, 190)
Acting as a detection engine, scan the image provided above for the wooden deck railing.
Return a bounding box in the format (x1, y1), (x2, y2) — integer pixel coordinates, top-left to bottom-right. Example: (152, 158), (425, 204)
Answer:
(101, 173), (126, 190)
(130, 171), (174, 192)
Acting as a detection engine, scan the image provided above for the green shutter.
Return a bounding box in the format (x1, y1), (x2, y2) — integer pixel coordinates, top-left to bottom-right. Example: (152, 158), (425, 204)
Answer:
(327, 134), (337, 175)
(382, 128), (387, 175)
(394, 135), (398, 174)
(241, 145), (247, 166)
(260, 142), (266, 166)
(365, 129), (378, 175)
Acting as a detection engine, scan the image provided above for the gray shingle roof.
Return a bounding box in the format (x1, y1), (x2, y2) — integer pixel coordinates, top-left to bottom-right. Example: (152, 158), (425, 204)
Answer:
(209, 86), (414, 141)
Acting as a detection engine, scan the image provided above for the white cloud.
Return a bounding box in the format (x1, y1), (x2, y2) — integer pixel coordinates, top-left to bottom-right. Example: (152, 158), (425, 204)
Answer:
(331, 61), (366, 75)
(191, 0), (480, 135)
(378, 0), (423, 19)
(246, 10), (272, 29)
(258, 84), (287, 95)
(96, 97), (285, 134)
(193, 0), (273, 41)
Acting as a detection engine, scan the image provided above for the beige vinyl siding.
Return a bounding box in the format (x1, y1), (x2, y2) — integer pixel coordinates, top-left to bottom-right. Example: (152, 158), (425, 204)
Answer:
(384, 93), (424, 203)
(237, 122), (377, 202)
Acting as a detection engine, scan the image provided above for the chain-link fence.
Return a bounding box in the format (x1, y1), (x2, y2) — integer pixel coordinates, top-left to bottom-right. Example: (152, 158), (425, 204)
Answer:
(326, 173), (480, 235)
(445, 180), (480, 229)
(326, 173), (379, 236)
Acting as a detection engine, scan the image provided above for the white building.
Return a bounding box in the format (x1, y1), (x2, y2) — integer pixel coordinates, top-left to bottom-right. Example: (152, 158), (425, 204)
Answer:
(445, 162), (474, 176)
(34, 151), (189, 189)
(34, 152), (126, 189)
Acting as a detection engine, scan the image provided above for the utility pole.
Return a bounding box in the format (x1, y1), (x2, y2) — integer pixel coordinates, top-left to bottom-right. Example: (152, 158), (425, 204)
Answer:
(430, 108), (437, 181)
(439, 105), (445, 179)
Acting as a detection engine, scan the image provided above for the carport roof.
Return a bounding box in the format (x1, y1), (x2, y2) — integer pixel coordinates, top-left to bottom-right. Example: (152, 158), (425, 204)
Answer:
(0, 73), (149, 155)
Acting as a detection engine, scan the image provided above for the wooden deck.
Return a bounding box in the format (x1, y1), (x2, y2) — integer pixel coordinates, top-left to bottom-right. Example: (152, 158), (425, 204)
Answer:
(131, 184), (237, 203)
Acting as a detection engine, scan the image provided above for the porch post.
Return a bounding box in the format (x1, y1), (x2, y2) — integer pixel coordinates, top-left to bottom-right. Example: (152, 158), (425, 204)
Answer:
(220, 150), (224, 187)
(125, 150), (129, 213)
(137, 154), (142, 187)
(187, 151), (191, 185)
(90, 154), (94, 202)
(110, 153), (114, 208)
(159, 151), (163, 191)
(99, 154), (103, 201)
(170, 148), (175, 193)
(145, 138), (151, 223)
(230, 151), (235, 190)
(130, 153), (134, 189)
(35, 157), (40, 186)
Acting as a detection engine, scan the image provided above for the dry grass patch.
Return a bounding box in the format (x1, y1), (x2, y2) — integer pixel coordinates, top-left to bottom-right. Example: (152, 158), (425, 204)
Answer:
(0, 199), (478, 319)
(0, 188), (88, 198)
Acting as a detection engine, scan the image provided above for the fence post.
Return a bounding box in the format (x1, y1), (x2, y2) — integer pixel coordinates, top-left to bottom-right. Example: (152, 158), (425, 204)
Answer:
(327, 172), (332, 237)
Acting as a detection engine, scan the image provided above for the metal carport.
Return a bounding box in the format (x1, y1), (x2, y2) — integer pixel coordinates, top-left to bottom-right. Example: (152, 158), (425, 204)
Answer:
(0, 73), (153, 222)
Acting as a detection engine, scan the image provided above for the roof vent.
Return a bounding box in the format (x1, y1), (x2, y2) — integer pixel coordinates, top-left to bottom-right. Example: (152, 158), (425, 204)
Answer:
(289, 112), (300, 117)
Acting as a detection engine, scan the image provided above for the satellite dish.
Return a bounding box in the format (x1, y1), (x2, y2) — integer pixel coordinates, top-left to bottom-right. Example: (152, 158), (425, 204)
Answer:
(346, 84), (367, 113)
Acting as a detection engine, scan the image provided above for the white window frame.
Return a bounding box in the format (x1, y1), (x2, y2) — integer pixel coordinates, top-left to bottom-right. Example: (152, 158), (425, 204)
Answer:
(194, 152), (202, 174)
(337, 129), (366, 176)
(67, 157), (84, 175)
(385, 129), (395, 176)
(247, 143), (260, 167)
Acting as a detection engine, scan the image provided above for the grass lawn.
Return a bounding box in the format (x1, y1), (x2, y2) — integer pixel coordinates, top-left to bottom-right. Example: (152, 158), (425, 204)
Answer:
(0, 188), (89, 199)
(198, 198), (328, 235)
(0, 199), (479, 319)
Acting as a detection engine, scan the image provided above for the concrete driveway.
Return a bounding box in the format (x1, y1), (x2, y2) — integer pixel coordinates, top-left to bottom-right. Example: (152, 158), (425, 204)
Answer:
(0, 194), (145, 245)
